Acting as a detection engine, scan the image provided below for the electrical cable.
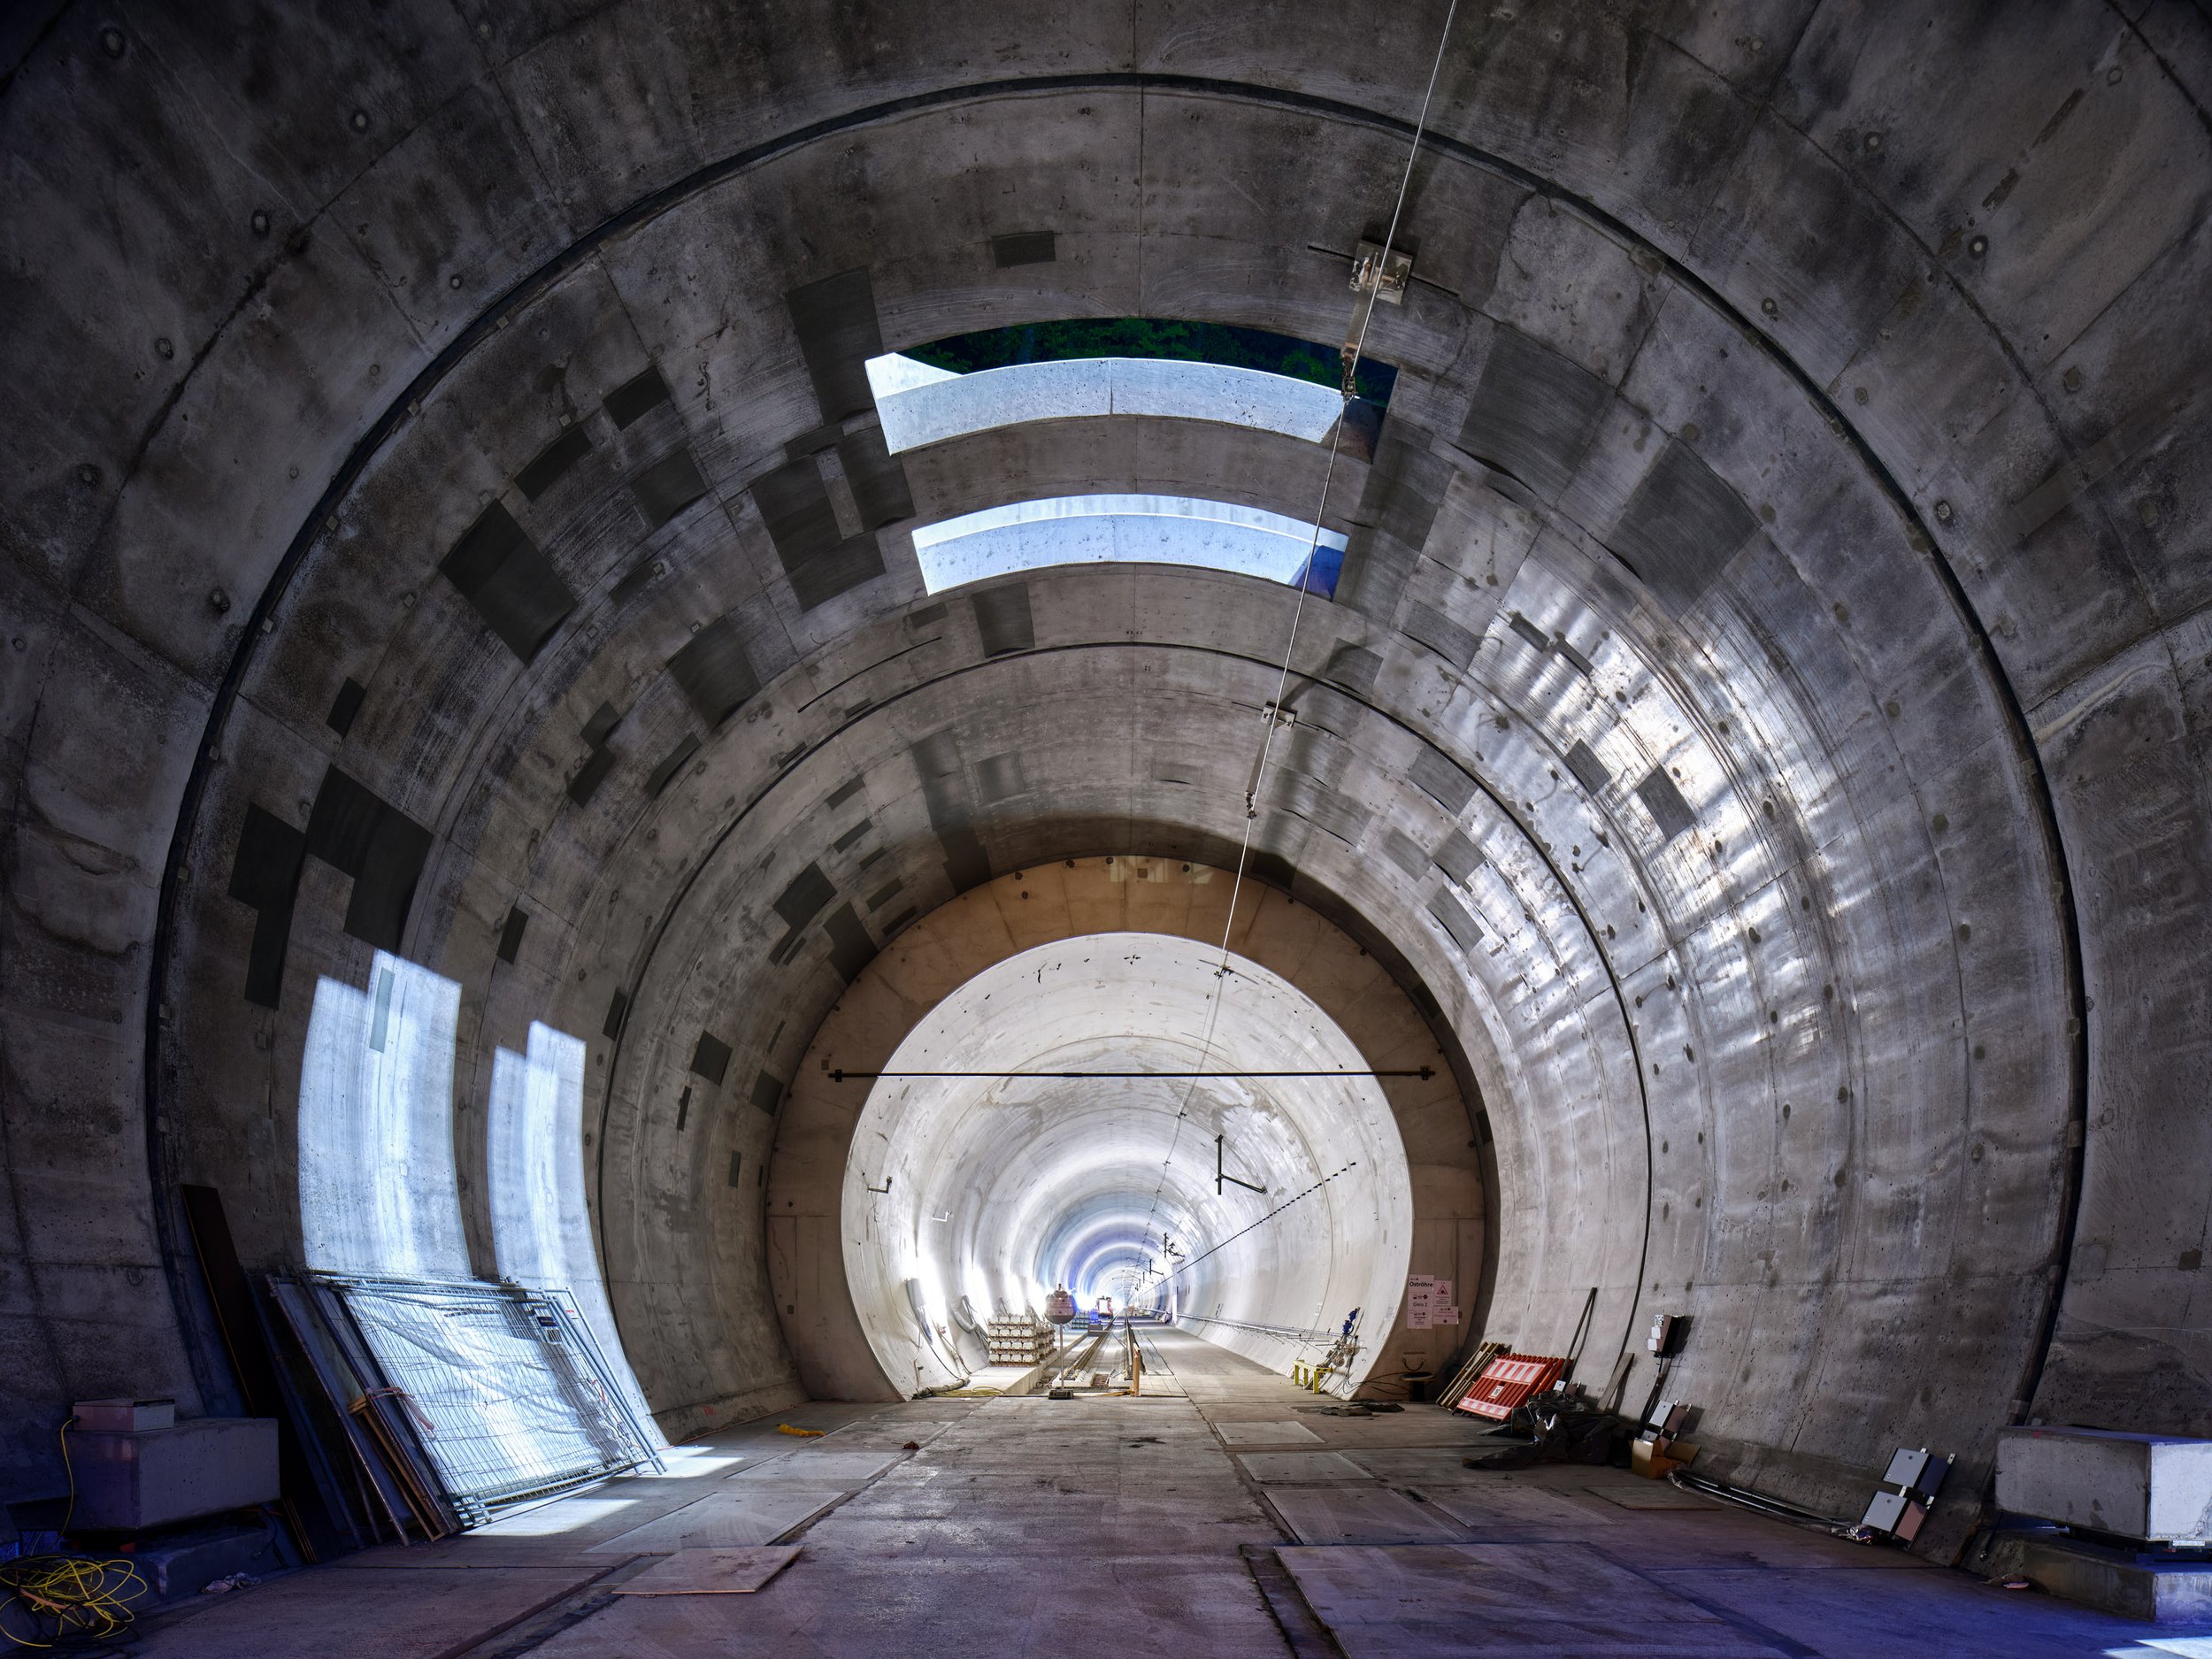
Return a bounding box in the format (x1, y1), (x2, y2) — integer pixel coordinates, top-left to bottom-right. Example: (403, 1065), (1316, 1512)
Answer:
(0, 1421), (148, 1649)
(1137, 2), (1461, 1259)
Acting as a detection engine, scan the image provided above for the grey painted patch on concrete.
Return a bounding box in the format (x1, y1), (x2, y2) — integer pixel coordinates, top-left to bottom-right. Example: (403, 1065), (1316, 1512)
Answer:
(1381, 828), (1428, 880)
(991, 230), (1056, 267)
(1409, 747), (1475, 814)
(836, 427), (913, 528)
(750, 1071), (784, 1116)
(1609, 440), (1760, 615)
(603, 363), (671, 428)
(228, 805), (307, 1008)
(1563, 741), (1610, 794)
(749, 449), (887, 605)
(437, 500), (576, 664)
(1324, 641), (1380, 693)
(774, 864), (836, 931)
(791, 534), (886, 610)
(609, 552), (661, 604)
(1403, 601), (1479, 669)
(1339, 431), (1451, 618)
(786, 268), (883, 420)
(974, 752), (1026, 804)
(668, 616), (759, 727)
(303, 766), (433, 953)
(752, 456), (841, 562)
(602, 992), (628, 1041)
(631, 446), (708, 528)
(1635, 765), (1696, 841)
(495, 905), (528, 964)
(832, 818), (872, 853)
(1433, 830), (1485, 883)
(516, 426), (591, 501)
(645, 733), (700, 795)
(972, 584), (1033, 656)
(1281, 776), (1369, 845)
(568, 744), (618, 806)
(865, 878), (902, 912)
(690, 1032), (732, 1087)
(1428, 889), (1485, 954)
(1456, 326), (1610, 497)
(824, 902), (874, 983)
(326, 677), (366, 737)
(580, 701), (623, 747)
(826, 776), (865, 810)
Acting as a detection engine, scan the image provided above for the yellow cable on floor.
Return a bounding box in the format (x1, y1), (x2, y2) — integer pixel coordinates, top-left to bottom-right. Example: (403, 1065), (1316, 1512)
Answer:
(0, 1555), (147, 1648)
(0, 1422), (147, 1647)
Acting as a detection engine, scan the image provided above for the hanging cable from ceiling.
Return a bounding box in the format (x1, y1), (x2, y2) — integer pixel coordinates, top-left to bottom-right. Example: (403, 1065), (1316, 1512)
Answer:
(1139, 0), (1461, 1246)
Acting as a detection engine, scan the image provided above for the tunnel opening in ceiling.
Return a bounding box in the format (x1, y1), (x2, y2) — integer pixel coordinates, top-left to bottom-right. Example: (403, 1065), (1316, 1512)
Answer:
(901, 317), (1400, 405)
(833, 933), (1414, 1398)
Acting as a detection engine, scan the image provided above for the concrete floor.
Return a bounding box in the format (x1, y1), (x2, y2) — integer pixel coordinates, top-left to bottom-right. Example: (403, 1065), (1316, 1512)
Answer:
(124, 1330), (2212, 1658)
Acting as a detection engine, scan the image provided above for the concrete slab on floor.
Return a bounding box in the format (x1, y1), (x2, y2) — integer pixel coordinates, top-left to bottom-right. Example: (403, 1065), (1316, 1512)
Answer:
(1420, 1481), (1623, 1535)
(730, 1448), (902, 1485)
(1276, 1543), (1800, 1655)
(1347, 1448), (1568, 1486)
(1579, 1477), (1724, 1509)
(585, 1484), (853, 1554)
(1240, 1450), (1374, 1482)
(1268, 1486), (1471, 1546)
(128, 1563), (612, 1658)
(1217, 1417), (1325, 1447)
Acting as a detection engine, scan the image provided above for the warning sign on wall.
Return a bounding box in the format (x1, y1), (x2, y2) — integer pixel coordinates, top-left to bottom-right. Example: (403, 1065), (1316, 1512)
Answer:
(1406, 1276), (1460, 1330)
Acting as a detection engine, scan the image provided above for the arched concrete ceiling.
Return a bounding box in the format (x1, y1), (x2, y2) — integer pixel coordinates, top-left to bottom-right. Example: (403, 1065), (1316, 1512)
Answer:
(2, 2), (2208, 1532)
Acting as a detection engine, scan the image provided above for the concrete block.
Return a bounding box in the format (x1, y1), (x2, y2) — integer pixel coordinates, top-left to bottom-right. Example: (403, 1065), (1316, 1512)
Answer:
(1998, 1425), (2212, 1544)
(68, 1418), (279, 1531)
(2017, 1532), (2212, 1624)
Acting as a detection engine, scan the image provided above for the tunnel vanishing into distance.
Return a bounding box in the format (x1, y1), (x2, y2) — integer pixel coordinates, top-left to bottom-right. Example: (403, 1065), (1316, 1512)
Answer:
(3, 1), (2210, 1640)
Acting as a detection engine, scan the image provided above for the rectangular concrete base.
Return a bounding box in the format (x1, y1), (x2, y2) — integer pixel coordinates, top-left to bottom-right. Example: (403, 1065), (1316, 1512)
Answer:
(2020, 1533), (2212, 1622)
(963, 1363), (1044, 1396)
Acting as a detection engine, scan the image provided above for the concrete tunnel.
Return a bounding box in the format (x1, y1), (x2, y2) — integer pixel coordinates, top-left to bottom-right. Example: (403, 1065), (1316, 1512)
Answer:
(2, 0), (2210, 1649)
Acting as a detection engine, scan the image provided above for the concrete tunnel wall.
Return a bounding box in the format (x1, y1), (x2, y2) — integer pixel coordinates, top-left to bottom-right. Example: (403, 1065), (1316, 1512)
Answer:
(2, 0), (2208, 1541)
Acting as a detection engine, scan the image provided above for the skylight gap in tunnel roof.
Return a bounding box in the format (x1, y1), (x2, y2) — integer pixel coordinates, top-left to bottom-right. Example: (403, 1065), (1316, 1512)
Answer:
(910, 495), (1347, 597)
(865, 318), (1393, 456)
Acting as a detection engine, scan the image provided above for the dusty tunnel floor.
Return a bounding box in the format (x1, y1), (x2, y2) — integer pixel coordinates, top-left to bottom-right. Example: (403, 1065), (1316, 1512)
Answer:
(121, 1329), (2206, 1657)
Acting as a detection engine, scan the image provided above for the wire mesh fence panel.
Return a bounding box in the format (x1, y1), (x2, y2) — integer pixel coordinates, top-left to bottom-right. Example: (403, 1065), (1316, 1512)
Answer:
(311, 1275), (658, 1523)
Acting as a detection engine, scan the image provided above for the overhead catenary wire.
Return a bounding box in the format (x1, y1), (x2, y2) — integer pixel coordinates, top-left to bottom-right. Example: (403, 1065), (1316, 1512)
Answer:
(1139, 2), (1461, 1253)
(837, 1067), (1434, 1081)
